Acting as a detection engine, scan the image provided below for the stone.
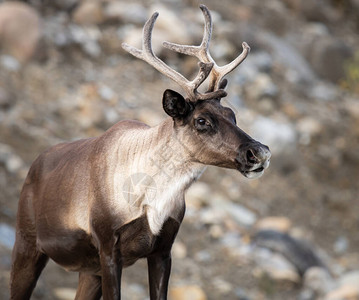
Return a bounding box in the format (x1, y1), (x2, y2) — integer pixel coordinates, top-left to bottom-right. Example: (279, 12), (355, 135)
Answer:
(199, 206), (227, 226)
(127, 283), (146, 298)
(59, 83), (103, 129)
(209, 224), (224, 239)
(255, 217), (292, 233)
(0, 143), (24, 174)
(53, 288), (77, 300)
(253, 230), (324, 276)
(72, 1), (104, 25)
(296, 117), (323, 145)
(257, 31), (316, 84)
(104, 2), (148, 25)
(0, 86), (9, 108)
(194, 250), (211, 262)
(299, 0), (340, 24)
(325, 285), (359, 300)
(186, 182), (212, 209)
(98, 84), (116, 102)
(306, 36), (353, 83)
(338, 271), (359, 290)
(212, 277), (232, 295)
(169, 285), (207, 300)
(0, 55), (20, 71)
(253, 248), (300, 283)
(53, 0), (79, 10)
(303, 267), (335, 296)
(250, 117), (296, 155)
(220, 232), (242, 249)
(0, 223), (15, 250)
(172, 241), (187, 259)
(246, 73), (279, 100)
(308, 81), (339, 102)
(69, 24), (102, 57)
(252, 51), (274, 73)
(222, 202), (257, 227)
(201, 195), (257, 227)
(334, 236), (349, 255)
(0, 2), (41, 62)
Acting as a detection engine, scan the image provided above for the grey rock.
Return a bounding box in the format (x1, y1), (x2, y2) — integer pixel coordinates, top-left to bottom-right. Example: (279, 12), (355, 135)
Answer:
(98, 85), (116, 101)
(194, 250), (211, 262)
(299, 0), (340, 24)
(0, 143), (24, 174)
(199, 206), (226, 226)
(0, 86), (10, 107)
(104, 2), (148, 25)
(68, 25), (102, 57)
(246, 73), (279, 100)
(258, 32), (316, 84)
(42, 14), (71, 47)
(253, 230), (325, 276)
(250, 117), (296, 155)
(298, 289), (316, 300)
(212, 277), (232, 295)
(253, 247), (300, 283)
(308, 81), (339, 102)
(235, 288), (251, 300)
(72, 1), (104, 25)
(199, 198), (256, 228)
(0, 55), (20, 71)
(82, 40), (101, 57)
(231, 52), (273, 86)
(0, 223), (15, 250)
(53, 0), (78, 10)
(53, 288), (77, 300)
(306, 36), (353, 83)
(172, 241), (187, 259)
(0, 2), (41, 62)
(223, 202), (257, 227)
(334, 236), (349, 255)
(252, 51), (274, 73)
(296, 117), (323, 145)
(303, 267), (335, 296)
(324, 284), (359, 300)
(220, 232), (242, 249)
(338, 270), (359, 289)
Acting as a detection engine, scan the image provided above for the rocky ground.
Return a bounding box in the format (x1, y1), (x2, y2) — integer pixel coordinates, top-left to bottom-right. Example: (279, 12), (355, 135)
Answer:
(1, 0), (359, 299)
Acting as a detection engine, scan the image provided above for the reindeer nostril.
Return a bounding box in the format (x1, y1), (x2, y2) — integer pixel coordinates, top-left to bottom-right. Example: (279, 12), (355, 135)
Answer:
(246, 149), (257, 164)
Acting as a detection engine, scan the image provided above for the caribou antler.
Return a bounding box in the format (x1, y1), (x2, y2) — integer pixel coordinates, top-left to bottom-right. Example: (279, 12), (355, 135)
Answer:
(163, 4), (250, 92)
(122, 12), (227, 102)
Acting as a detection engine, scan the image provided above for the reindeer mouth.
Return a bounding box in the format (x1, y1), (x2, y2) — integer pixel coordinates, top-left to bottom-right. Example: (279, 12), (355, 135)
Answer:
(237, 160), (270, 179)
(242, 169), (264, 179)
(252, 166), (264, 173)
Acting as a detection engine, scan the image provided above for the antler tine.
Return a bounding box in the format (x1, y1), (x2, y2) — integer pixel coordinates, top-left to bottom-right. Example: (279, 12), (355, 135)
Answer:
(163, 4), (250, 92)
(122, 12), (226, 102)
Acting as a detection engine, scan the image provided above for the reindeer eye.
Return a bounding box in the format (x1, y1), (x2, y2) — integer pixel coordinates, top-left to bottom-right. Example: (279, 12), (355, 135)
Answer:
(197, 118), (207, 126)
(195, 118), (211, 131)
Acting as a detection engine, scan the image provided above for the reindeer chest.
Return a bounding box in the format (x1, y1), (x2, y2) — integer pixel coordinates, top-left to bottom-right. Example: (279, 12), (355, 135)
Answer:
(113, 164), (199, 235)
(116, 214), (181, 267)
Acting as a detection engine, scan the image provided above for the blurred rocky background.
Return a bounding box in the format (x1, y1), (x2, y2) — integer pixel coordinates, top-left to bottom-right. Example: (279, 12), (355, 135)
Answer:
(1, 0), (359, 299)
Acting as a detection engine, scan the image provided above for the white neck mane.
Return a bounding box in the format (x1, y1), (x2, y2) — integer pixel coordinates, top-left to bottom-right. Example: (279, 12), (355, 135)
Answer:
(113, 118), (205, 235)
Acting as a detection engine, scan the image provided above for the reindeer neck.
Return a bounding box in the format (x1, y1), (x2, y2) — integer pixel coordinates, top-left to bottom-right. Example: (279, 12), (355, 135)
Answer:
(111, 117), (205, 235)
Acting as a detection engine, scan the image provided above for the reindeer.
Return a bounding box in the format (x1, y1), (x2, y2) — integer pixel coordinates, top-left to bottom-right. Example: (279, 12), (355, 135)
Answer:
(10, 5), (270, 300)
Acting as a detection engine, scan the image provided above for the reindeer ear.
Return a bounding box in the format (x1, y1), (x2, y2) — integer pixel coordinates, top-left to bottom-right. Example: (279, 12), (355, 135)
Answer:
(162, 89), (193, 119)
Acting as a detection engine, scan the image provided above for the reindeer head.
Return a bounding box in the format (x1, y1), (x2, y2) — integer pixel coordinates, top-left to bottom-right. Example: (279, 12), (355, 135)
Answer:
(122, 5), (271, 179)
